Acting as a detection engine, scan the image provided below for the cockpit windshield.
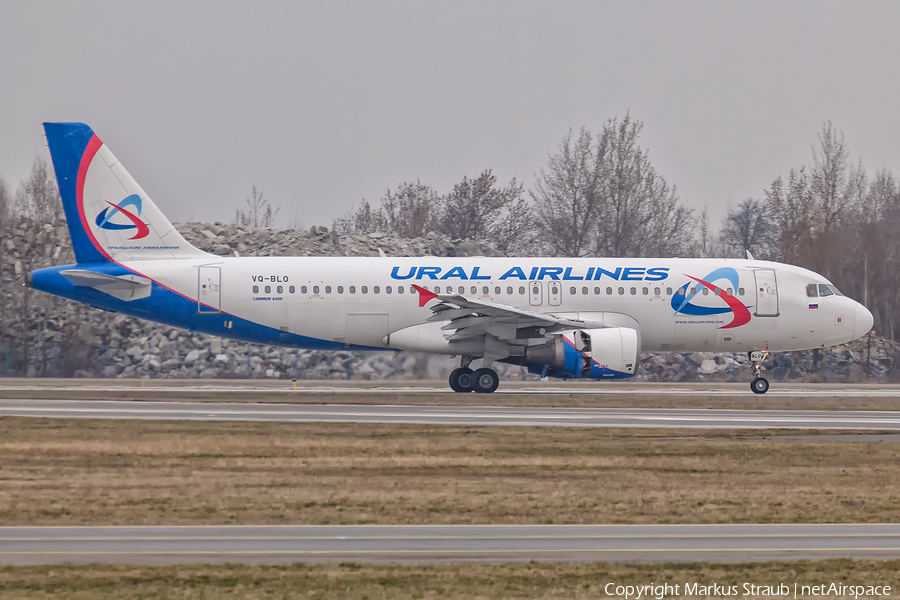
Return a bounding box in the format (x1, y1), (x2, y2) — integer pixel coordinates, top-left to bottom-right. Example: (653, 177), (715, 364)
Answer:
(808, 283), (844, 298)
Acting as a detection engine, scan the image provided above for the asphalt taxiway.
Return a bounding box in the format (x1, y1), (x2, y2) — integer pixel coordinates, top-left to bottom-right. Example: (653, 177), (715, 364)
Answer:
(3, 398), (900, 429)
(3, 524), (899, 564)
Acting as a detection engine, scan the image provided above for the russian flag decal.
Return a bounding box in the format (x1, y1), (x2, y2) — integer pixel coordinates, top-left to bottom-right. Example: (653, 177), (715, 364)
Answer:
(809, 303), (819, 309)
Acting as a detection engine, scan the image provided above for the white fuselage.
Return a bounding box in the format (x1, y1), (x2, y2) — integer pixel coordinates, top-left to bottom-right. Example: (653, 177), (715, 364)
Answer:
(126, 256), (871, 354)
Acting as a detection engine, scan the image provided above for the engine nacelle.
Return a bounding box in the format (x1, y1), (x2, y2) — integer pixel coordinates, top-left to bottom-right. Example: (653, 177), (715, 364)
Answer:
(525, 327), (639, 379)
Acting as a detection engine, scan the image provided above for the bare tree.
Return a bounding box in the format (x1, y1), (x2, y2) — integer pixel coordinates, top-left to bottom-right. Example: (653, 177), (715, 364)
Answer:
(533, 116), (693, 258)
(234, 185), (279, 228)
(765, 169), (814, 265)
(439, 170), (533, 253)
(380, 181), (441, 238)
(333, 181), (440, 239)
(15, 157), (61, 222)
(809, 121), (862, 275)
(0, 178), (9, 225)
(719, 198), (776, 260)
(531, 128), (607, 257)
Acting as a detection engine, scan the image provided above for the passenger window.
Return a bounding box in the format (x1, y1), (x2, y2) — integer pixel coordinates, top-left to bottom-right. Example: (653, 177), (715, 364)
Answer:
(495, 286), (501, 294)
(726, 287), (732, 296)
(337, 286), (344, 294)
(582, 287), (588, 295)
(374, 286), (380, 294)
(349, 286), (356, 294)
(459, 286), (465, 294)
(483, 286), (489, 294)
(807, 284), (818, 297)
(607, 287), (613, 295)
(385, 286), (391, 294)
(313, 286), (319, 294)
(654, 287), (660, 295)
(738, 287), (745, 296)
(570, 287), (576, 295)
(277, 285), (283, 294)
(325, 286), (332, 294)
(518, 286), (525, 295)
(618, 287), (625, 295)
(642, 288), (649, 296)
(361, 286), (368, 294)
(446, 286), (452, 293)
(397, 286), (404, 294)
(630, 287), (637, 295)
(252, 285), (259, 293)
(818, 284), (834, 297)
(666, 287), (672, 295)
(301, 285), (308, 294)
(506, 286), (513, 295)
(594, 287), (600, 295)
(471, 286), (477, 295)
(265, 285), (271, 294)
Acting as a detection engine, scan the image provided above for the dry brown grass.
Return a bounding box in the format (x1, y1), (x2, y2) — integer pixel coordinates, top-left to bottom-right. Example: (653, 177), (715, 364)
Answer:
(2, 417), (899, 526)
(1, 561), (899, 599)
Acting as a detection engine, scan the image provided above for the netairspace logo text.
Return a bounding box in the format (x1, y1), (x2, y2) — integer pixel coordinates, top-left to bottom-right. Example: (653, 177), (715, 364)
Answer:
(604, 581), (892, 599)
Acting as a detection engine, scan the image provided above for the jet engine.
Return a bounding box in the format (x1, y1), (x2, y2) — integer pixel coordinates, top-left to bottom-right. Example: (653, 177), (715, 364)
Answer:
(523, 327), (639, 379)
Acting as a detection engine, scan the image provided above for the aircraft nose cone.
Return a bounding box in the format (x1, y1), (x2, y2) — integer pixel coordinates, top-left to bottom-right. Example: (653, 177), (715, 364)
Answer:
(855, 303), (874, 340)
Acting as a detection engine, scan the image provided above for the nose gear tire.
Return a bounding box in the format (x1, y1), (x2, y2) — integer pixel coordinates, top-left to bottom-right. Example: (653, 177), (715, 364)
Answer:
(751, 377), (770, 395)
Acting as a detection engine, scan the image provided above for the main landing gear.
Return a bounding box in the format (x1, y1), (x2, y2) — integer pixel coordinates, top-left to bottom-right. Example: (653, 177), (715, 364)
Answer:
(749, 350), (770, 395)
(449, 357), (499, 394)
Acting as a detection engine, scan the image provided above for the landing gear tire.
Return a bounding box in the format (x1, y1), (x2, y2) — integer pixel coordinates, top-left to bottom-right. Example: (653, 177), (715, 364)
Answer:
(472, 368), (500, 394)
(449, 368), (474, 393)
(751, 377), (770, 395)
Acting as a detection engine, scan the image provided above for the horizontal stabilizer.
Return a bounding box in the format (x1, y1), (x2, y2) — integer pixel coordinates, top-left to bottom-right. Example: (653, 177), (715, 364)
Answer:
(60, 269), (151, 302)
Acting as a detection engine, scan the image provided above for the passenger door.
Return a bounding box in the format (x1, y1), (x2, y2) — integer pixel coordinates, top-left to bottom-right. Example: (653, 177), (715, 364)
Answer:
(754, 269), (779, 317)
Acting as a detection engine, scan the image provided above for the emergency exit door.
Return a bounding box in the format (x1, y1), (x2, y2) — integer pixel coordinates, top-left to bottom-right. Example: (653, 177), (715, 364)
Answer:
(528, 281), (543, 306)
(198, 266), (221, 313)
(753, 269), (779, 317)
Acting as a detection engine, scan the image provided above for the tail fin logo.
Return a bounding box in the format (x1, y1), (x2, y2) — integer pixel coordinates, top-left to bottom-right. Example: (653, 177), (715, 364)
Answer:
(95, 194), (150, 240)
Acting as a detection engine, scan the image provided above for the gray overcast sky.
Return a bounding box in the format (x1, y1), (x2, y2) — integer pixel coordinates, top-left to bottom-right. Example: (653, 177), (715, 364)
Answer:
(2, 1), (899, 231)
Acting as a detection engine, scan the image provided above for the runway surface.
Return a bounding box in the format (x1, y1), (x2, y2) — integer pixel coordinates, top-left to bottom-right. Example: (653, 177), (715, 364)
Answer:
(4, 381), (900, 397)
(3, 524), (899, 564)
(4, 398), (900, 429)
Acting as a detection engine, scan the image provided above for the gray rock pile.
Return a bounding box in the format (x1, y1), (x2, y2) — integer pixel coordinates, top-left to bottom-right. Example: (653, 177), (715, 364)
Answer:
(0, 216), (895, 382)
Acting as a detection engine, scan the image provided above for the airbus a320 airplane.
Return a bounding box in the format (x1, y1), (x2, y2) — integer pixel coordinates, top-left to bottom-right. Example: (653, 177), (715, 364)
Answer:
(29, 123), (874, 394)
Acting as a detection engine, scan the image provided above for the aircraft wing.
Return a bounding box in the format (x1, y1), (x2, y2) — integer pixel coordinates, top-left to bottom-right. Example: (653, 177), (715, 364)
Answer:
(412, 284), (613, 343)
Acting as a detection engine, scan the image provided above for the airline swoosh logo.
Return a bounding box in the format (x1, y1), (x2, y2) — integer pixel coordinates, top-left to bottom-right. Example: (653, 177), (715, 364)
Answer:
(95, 194), (150, 240)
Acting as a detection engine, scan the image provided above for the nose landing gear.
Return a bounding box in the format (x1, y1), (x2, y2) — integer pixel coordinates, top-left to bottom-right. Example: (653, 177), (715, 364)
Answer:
(749, 350), (770, 394)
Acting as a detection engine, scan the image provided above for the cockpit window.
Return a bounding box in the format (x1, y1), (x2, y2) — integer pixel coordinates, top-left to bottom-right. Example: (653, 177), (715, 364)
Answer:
(818, 284), (834, 297)
(829, 285), (843, 296)
(806, 284), (818, 298)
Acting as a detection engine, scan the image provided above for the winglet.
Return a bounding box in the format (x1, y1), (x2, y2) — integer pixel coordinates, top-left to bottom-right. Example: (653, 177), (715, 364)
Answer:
(411, 284), (439, 307)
